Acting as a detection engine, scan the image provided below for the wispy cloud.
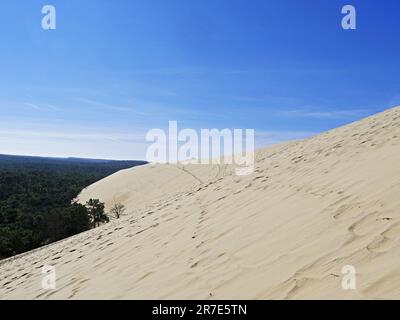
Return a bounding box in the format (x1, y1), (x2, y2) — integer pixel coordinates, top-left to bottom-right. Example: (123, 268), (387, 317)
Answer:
(277, 108), (368, 119)
(255, 130), (316, 147)
(72, 97), (152, 116)
(72, 96), (221, 118)
(23, 102), (61, 111)
(0, 129), (146, 143)
(124, 66), (348, 77)
(24, 102), (42, 110)
(0, 128), (149, 160)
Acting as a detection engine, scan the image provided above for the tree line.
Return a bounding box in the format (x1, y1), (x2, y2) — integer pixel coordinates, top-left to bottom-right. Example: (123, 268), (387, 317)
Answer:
(0, 155), (143, 259)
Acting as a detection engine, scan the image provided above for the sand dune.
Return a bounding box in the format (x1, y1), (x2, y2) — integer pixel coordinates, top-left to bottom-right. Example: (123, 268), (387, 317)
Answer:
(2, 106), (400, 299)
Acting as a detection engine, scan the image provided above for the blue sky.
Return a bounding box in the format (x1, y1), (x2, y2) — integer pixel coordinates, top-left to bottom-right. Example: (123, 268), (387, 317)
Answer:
(1, 0), (400, 159)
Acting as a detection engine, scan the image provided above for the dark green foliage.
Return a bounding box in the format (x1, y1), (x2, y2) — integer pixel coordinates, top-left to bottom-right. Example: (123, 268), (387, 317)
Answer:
(0, 155), (146, 260)
(85, 199), (109, 227)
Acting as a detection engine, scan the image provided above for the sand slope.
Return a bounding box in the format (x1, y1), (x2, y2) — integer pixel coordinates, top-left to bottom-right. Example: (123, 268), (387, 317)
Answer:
(2, 106), (400, 299)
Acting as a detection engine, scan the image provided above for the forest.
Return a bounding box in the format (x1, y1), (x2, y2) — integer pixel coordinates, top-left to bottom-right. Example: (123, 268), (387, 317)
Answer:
(0, 154), (146, 260)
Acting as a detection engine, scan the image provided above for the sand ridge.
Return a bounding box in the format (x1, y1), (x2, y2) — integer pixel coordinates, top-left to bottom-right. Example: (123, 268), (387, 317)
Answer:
(1, 106), (400, 299)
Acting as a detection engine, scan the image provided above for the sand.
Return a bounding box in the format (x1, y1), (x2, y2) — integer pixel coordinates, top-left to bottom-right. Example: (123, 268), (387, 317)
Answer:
(1, 106), (400, 299)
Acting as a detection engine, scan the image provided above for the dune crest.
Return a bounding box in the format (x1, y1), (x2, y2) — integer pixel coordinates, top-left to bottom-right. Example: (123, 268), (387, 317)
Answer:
(2, 106), (400, 299)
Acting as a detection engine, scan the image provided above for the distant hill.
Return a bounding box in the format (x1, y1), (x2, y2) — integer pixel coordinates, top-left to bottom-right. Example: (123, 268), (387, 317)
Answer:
(0, 154), (147, 177)
(0, 154), (147, 169)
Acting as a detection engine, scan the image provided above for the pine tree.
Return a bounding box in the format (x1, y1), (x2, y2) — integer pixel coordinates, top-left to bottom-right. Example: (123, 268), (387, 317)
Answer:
(85, 199), (109, 228)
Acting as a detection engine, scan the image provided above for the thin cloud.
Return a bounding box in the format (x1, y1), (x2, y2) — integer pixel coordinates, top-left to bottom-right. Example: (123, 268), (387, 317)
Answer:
(277, 109), (368, 119)
(72, 96), (220, 118)
(255, 130), (316, 148)
(0, 129), (147, 144)
(123, 67), (348, 77)
(23, 102), (61, 111)
(72, 97), (152, 116)
(24, 103), (42, 110)
(256, 130), (315, 140)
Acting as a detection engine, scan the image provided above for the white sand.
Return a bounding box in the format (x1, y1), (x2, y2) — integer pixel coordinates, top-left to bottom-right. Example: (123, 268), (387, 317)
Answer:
(1, 106), (400, 299)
